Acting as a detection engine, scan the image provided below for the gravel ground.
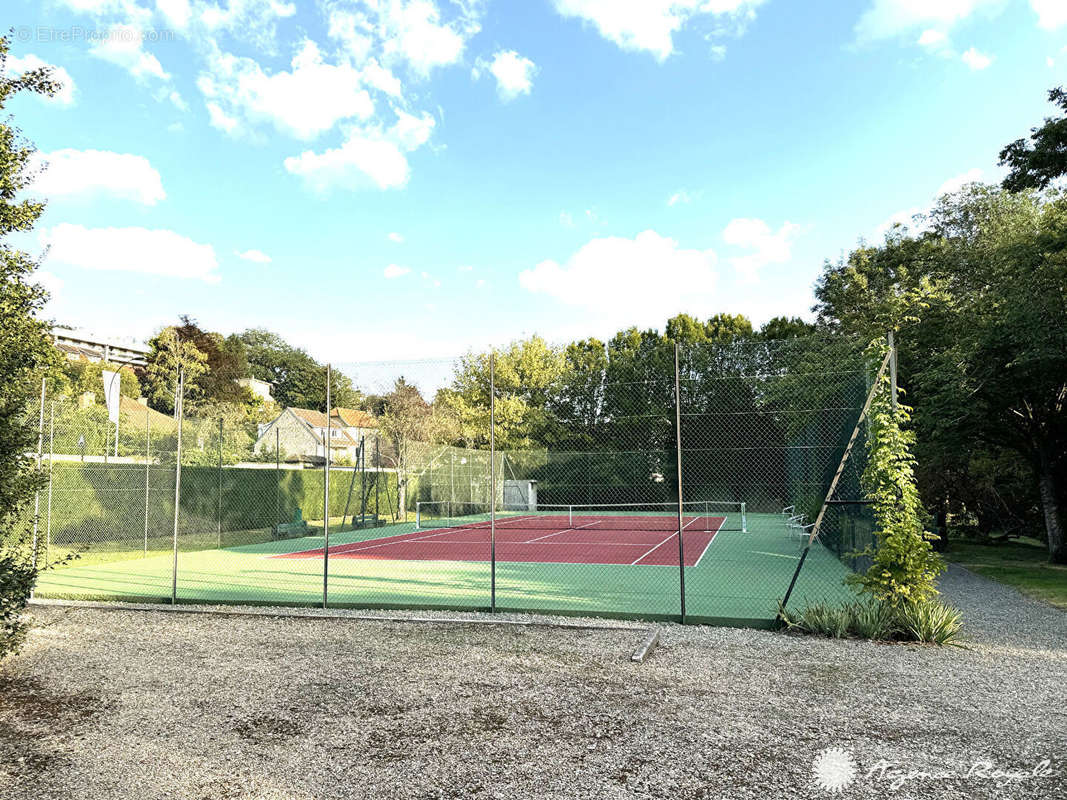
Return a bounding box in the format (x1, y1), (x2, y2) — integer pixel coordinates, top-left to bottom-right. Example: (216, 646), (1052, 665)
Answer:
(3, 565), (1065, 800)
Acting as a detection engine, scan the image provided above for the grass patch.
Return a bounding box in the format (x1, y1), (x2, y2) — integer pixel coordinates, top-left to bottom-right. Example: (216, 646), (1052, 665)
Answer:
(946, 537), (1067, 610)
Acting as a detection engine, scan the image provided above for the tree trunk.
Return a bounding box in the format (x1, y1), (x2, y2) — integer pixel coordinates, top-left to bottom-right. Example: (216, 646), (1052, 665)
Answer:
(932, 499), (949, 552)
(1037, 449), (1066, 564)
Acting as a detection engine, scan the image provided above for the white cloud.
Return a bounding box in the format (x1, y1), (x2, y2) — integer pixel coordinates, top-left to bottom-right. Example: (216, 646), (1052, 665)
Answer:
(855, 0), (1000, 42)
(917, 28), (948, 47)
(168, 90), (189, 111)
(668, 189), (700, 206)
(552, 0), (767, 62)
(157, 0), (192, 28)
(35, 270), (65, 298)
(284, 111), (435, 192)
(475, 278), (486, 288)
(90, 24), (170, 82)
(376, 0), (471, 75)
(721, 218), (801, 279)
(237, 249), (271, 263)
(388, 232), (404, 243)
(198, 39), (375, 139)
(30, 149), (166, 205)
(4, 55), (77, 105)
(961, 47), (992, 70)
(519, 230), (718, 329)
(457, 264), (473, 272)
(709, 44), (727, 61)
(937, 167), (984, 195)
(873, 207), (925, 240)
(41, 223), (219, 283)
(559, 211), (575, 228)
(1031, 0), (1067, 30)
(384, 264), (411, 278)
(473, 50), (537, 100)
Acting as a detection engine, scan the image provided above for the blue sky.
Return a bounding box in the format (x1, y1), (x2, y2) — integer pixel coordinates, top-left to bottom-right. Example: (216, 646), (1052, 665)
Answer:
(7, 0), (1067, 365)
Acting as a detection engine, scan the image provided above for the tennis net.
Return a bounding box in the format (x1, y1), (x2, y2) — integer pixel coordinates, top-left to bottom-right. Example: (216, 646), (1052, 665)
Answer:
(415, 500), (747, 533)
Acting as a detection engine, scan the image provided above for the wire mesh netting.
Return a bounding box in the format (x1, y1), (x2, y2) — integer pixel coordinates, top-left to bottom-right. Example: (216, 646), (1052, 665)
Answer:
(29, 334), (883, 626)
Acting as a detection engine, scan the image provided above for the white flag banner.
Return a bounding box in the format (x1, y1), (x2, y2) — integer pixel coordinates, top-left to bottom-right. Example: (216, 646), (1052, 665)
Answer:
(102, 370), (121, 424)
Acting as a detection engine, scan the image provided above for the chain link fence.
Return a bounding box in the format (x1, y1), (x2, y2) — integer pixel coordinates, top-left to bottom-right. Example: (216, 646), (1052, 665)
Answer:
(29, 334), (885, 626)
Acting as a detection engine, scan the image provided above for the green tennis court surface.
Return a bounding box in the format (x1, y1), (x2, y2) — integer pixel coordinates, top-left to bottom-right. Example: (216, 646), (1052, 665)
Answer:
(33, 512), (856, 625)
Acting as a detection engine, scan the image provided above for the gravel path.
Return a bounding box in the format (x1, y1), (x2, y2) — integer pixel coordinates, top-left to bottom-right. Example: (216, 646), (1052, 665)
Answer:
(3, 570), (1065, 800)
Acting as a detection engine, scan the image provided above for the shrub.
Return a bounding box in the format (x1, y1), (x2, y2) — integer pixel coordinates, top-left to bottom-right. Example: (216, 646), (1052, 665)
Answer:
(779, 597), (963, 645)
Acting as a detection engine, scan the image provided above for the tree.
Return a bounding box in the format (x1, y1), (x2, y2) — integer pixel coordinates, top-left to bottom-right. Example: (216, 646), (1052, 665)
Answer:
(1000, 87), (1067, 192)
(0, 37), (64, 659)
(143, 326), (209, 413)
(815, 186), (1067, 563)
(172, 316), (251, 406)
(239, 328), (357, 411)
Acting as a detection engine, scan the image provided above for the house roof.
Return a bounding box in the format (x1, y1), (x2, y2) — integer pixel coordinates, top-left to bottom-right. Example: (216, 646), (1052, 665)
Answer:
(119, 396), (176, 431)
(285, 407), (361, 448)
(332, 407), (379, 429)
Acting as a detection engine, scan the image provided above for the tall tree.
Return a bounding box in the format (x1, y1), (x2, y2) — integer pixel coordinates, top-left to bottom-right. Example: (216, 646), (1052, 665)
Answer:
(239, 328), (356, 411)
(142, 327), (209, 413)
(0, 38), (64, 658)
(1000, 87), (1067, 192)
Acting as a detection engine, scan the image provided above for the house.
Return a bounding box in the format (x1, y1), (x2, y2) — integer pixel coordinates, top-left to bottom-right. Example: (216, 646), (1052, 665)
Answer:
(237, 377), (274, 403)
(254, 407), (379, 464)
(53, 328), (150, 367)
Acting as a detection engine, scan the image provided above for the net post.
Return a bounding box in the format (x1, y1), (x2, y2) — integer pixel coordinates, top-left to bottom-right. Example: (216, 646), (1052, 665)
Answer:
(171, 368), (184, 605)
(674, 342), (686, 624)
(274, 427), (280, 532)
(742, 502), (747, 533)
(415, 502), (421, 529)
(489, 351), (496, 613)
(323, 364), (331, 609)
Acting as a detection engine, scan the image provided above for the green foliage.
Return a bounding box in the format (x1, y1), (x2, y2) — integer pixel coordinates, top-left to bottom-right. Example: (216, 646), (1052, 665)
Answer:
(849, 345), (945, 605)
(240, 328), (357, 411)
(896, 599), (964, 645)
(999, 86), (1067, 192)
(0, 36), (65, 659)
(779, 597), (962, 644)
(143, 327), (209, 413)
(54, 358), (141, 402)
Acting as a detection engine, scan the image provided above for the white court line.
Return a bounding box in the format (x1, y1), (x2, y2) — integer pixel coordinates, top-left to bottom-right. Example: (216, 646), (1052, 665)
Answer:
(692, 515), (726, 568)
(630, 517), (699, 566)
(524, 520), (602, 542)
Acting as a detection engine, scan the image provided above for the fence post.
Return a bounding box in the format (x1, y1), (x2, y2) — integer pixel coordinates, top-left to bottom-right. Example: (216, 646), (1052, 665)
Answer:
(144, 406), (150, 554)
(217, 417), (223, 549)
(489, 351), (496, 613)
(275, 427), (280, 530)
(323, 365), (331, 609)
(673, 342), (686, 624)
(31, 377), (45, 577)
(171, 368), (184, 605)
(45, 402), (54, 567)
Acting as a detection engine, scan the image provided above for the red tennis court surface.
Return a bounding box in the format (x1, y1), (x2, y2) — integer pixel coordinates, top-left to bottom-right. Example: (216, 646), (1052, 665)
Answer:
(276, 514), (725, 566)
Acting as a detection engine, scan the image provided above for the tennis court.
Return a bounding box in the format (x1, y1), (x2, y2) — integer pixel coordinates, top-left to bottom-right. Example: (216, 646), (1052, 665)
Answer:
(33, 507), (857, 625)
(277, 507), (725, 566)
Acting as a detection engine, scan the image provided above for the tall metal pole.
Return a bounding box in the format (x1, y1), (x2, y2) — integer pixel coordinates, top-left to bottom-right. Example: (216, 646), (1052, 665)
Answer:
(674, 342), (687, 624)
(217, 416), (223, 549)
(489, 352), (496, 613)
(144, 407), (150, 554)
(275, 427), (281, 529)
(45, 402), (54, 566)
(31, 377), (45, 575)
(171, 368), (184, 604)
(375, 435), (380, 525)
(323, 365), (331, 609)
